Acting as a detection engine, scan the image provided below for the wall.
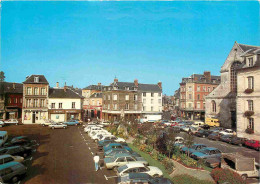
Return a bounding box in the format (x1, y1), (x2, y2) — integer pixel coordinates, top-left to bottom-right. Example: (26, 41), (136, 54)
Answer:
(48, 98), (81, 110)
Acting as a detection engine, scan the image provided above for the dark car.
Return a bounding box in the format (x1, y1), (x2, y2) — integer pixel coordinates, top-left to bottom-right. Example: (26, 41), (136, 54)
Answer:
(98, 140), (116, 150)
(0, 162), (27, 183)
(230, 137), (247, 146)
(200, 124), (211, 130)
(0, 146), (34, 158)
(4, 136), (38, 148)
(219, 135), (234, 143)
(195, 129), (211, 138)
(208, 132), (221, 141)
(118, 173), (173, 184)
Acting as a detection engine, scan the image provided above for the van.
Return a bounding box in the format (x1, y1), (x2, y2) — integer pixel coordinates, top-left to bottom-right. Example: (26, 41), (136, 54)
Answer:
(0, 131), (8, 147)
(205, 118), (220, 127)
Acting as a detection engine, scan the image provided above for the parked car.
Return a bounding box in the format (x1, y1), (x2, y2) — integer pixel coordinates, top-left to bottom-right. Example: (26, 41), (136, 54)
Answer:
(208, 132), (221, 141)
(191, 121), (204, 128)
(245, 139), (260, 151)
(63, 119), (80, 126)
(174, 137), (184, 144)
(205, 118), (220, 127)
(98, 140), (116, 151)
(49, 122), (67, 129)
(181, 144), (207, 155)
(0, 162), (27, 183)
(211, 127), (225, 133)
(103, 143), (132, 153)
(4, 119), (19, 125)
(104, 148), (141, 158)
(118, 173), (173, 184)
(104, 153), (148, 169)
(41, 119), (54, 126)
(0, 121), (5, 127)
(4, 136), (38, 148)
(0, 131), (8, 147)
(191, 147), (222, 160)
(0, 154), (24, 165)
(117, 163), (163, 177)
(100, 121), (110, 126)
(219, 135), (234, 143)
(195, 129), (211, 138)
(200, 124), (211, 130)
(230, 137), (247, 146)
(219, 129), (234, 136)
(0, 146), (34, 158)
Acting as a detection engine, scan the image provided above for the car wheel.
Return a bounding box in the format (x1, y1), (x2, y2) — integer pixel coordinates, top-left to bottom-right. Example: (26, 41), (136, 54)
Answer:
(64, 126), (66, 129)
(12, 176), (19, 183)
(52, 127), (55, 129)
(241, 174), (247, 181)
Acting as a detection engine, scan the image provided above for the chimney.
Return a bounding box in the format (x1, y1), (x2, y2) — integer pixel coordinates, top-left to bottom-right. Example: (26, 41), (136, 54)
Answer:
(194, 76), (198, 81)
(204, 71), (211, 82)
(114, 78), (118, 83)
(134, 79), (138, 87)
(13, 83), (15, 89)
(64, 86), (67, 92)
(56, 82), (59, 88)
(158, 81), (162, 89)
(98, 83), (101, 86)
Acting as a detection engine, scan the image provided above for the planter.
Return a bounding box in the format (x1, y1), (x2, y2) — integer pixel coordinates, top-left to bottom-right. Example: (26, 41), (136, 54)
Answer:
(244, 111), (254, 117)
(244, 88), (254, 94)
(245, 128), (254, 134)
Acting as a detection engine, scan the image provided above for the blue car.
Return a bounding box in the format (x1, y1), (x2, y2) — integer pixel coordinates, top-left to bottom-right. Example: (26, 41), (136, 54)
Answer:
(103, 143), (132, 152)
(181, 144), (207, 155)
(191, 147), (221, 160)
(63, 120), (80, 126)
(104, 148), (141, 158)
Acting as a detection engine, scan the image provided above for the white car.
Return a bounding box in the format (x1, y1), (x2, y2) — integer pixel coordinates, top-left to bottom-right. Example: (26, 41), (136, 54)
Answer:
(84, 126), (102, 133)
(49, 122), (67, 129)
(191, 121), (205, 128)
(0, 121), (5, 127)
(117, 163), (163, 177)
(92, 132), (112, 141)
(4, 119), (19, 125)
(88, 127), (103, 135)
(41, 119), (54, 126)
(219, 129), (234, 136)
(101, 121), (110, 126)
(100, 135), (125, 143)
(175, 137), (184, 144)
(89, 130), (109, 139)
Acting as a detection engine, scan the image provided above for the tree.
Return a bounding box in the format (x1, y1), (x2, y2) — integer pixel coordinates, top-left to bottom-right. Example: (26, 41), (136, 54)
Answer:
(0, 71), (5, 82)
(165, 128), (176, 158)
(184, 133), (194, 157)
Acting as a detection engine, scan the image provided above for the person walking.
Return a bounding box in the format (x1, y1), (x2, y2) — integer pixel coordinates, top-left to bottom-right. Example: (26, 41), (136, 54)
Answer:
(93, 153), (100, 171)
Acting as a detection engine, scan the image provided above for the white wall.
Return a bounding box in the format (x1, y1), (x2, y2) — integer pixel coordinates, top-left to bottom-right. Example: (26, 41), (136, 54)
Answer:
(48, 98), (82, 109)
(141, 92), (162, 112)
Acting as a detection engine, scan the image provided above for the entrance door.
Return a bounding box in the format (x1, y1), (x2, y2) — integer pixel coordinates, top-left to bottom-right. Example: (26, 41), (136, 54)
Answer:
(32, 113), (36, 123)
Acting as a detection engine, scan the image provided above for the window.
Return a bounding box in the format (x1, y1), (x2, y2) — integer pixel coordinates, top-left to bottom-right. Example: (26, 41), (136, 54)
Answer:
(125, 87), (129, 90)
(203, 86), (206, 91)
(151, 106), (154, 111)
(212, 100), (216, 113)
(197, 94), (200, 100)
(51, 103), (55, 109)
(14, 98), (17, 103)
(188, 103), (192, 108)
(20, 98), (22, 104)
(188, 86), (192, 92)
(134, 104), (138, 110)
(92, 100), (95, 106)
(197, 102), (201, 109)
(108, 95), (111, 100)
(230, 61), (240, 92)
(126, 157), (135, 162)
(158, 93), (161, 97)
(116, 157), (125, 162)
(40, 99), (45, 107)
(27, 87), (32, 95)
(41, 88), (46, 95)
(59, 103), (62, 109)
(34, 87), (38, 95)
(143, 92), (146, 97)
(151, 99), (154, 104)
(189, 94), (192, 99)
(248, 118), (254, 130)
(134, 94), (138, 101)
(208, 87), (211, 92)
(248, 57), (253, 67)
(125, 103), (129, 110)
(248, 77), (254, 90)
(125, 95), (129, 101)
(108, 104), (110, 110)
(26, 99), (31, 107)
(97, 100), (100, 105)
(197, 86), (200, 91)
(151, 93), (154, 97)
(248, 100), (253, 111)
(103, 95), (106, 100)
(143, 99), (146, 104)
(143, 106), (146, 111)
(34, 76), (39, 82)
(158, 99), (162, 104)
(113, 94), (117, 101)
(33, 99), (38, 107)
(8, 98), (11, 104)
(72, 102), (75, 109)
(113, 104), (117, 110)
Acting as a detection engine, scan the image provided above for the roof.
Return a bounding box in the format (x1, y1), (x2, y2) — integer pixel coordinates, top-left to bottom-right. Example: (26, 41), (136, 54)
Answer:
(23, 75), (49, 84)
(106, 82), (162, 92)
(0, 82), (23, 94)
(90, 92), (102, 98)
(84, 85), (103, 90)
(125, 162), (144, 167)
(0, 162), (22, 169)
(181, 74), (221, 84)
(238, 43), (260, 53)
(49, 88), (84, 99)
(0, 154), (12, 159)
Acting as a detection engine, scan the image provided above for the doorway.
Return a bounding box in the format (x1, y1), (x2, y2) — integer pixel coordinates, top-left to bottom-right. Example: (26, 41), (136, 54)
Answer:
(32, 112), (36, 123)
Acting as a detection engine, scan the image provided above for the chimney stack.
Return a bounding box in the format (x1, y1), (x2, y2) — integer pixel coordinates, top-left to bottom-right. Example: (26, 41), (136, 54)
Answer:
(134, 79), (138, 87)
(158, 81), (162, 89)
(98, 83), (101, 86)
(204, 71), (211, 82)
(13, 83), (15, 89)
(114, 78), (118, 83)
(56, 82), (59, 88)
(64, 86), (67, 92)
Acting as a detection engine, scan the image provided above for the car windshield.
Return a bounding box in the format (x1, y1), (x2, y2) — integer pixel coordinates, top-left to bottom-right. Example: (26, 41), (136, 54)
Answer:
(200, 149), (210, 155)
(118, 165), (128, 173)
(191, 145), (197, 149)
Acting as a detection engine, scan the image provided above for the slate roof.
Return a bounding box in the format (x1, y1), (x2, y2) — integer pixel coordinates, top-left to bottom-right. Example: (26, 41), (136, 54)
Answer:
(181, 74), (221, 84)
(238, 43), (260, 53)
(237, 45), (260, 70)
(0, 82), (23, 94)
(23, 75), (49, 84)
(90, 92), (102, 98)
(106, 82), (162, 92)
(84, 85), (103, 90)
(67, 86), (82, 96)
(49, 88), (84, 99)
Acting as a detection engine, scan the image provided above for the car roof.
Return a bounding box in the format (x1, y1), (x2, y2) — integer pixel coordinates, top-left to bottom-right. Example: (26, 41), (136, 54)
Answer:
(0, 131), (7, 135)
(204, 147), (218, 151)
(0, 162), (22, 169)
(114, 153), (132, 157)
(0, 154), (12, 159)
(126, 162), (145, 168)
(194, 144), (206, 146)
(0, 146), (20, 150)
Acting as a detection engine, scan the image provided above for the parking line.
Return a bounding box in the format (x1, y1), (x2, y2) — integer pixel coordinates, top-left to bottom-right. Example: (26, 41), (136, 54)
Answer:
(105, 175), (118, 180)
(91, 152), (93, 155)
(104, 175), (108, 180)
(89, 147), (91, 150)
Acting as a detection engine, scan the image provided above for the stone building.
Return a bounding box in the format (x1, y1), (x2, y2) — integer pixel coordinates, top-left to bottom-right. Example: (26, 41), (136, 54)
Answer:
(236, 47), (260, 140)
(205, 42), (260, 128)
(180, 71), (220, 120)
(22, 75), (49, 124)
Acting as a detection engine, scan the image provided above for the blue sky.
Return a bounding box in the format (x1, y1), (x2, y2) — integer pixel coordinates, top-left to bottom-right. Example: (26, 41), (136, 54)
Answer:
(1, 1), (259, 95)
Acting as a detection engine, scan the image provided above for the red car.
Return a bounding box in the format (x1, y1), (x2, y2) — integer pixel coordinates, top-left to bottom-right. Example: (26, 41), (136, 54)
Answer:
(245, 139), (260, 151)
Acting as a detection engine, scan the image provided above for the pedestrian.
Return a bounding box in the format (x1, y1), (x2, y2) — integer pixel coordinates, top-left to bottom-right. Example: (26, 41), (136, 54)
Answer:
(93, 153), (100, 171)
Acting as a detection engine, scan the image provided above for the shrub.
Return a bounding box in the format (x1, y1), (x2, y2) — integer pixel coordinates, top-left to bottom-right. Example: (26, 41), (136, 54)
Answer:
(211, 168), (246, 184)
(139, 144), (147, 152)
(245, 128), (254, 134)
(162, 158), (175, 174)
(157, 152), (166, 161)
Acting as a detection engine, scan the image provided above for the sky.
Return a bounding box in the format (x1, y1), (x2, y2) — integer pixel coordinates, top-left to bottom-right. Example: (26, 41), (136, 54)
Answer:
(1, 1), (259, 95)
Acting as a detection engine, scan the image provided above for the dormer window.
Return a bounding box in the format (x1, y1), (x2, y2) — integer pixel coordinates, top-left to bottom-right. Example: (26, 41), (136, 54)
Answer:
(248, 57), (253, 67)
(113, 86), (118, 90)
(133, 87), (137, 91)
(125, 87), (129, 90)
(34, 76), (39, 83)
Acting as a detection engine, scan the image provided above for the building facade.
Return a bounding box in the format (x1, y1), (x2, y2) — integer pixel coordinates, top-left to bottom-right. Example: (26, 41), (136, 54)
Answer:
(0, 82), (23, 120)
(236, 48), (260, 140)
(180, 71), (220, 120)
(102, 79), (162, 122)
(22, 75), (49, 124)
(48, 86), (83, 122)
(205, 42), (260, 128)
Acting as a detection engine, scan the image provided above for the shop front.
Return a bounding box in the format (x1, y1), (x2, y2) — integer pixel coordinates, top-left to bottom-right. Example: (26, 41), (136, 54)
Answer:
(49, 109), (82, 122)
(23, 110), (48, 124)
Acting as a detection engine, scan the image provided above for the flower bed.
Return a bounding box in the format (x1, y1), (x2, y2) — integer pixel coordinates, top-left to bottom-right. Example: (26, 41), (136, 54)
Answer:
(211, 168), (246, 184)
